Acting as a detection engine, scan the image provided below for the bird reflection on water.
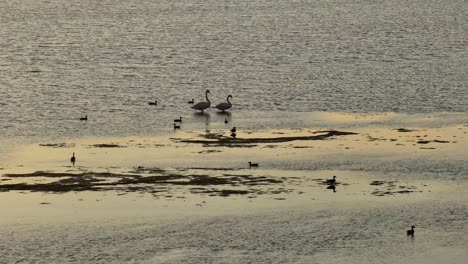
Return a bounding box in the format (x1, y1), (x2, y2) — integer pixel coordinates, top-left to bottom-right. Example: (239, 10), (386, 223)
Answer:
(326, 184), (336, 193)
(193, 112), (211, 131)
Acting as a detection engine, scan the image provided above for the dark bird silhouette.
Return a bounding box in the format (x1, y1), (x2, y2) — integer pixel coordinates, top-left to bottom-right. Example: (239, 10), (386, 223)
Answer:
(230, 127), (236, 133)
(326, 175), (337, 184)
(327, 183), (336, 192)
(70, 152), (76, 165)
(224, 118), (228, 125)
(407, 226), (415, 236)
(215, 95), (233, 112)
(148, 100), (157, 105)
(188, 99), (194, 104)
(248, 161), (259, 168)
(191, 90), (211, 112)
(174, 117), (182, 123)
(173, 123), (181, 130)
(79, 115), (87, 121)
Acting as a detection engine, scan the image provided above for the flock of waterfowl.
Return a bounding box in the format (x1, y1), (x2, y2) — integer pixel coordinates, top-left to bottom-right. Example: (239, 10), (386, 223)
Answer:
(75, 90), (257, 168)
(75, 90), (416, 236)
(79, 90), (232, 121)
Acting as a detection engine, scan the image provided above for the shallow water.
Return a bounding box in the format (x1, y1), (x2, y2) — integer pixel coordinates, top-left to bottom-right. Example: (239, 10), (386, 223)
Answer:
(0, 122), (467, 262)
(1, 0), (467, 263)
(1, 194), (468, 264)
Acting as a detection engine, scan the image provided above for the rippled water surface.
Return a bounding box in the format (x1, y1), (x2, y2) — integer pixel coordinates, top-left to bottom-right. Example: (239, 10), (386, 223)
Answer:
(1, 197), (468, 264)
(0, 0), (466, 142)
(1, 1), (467, 263)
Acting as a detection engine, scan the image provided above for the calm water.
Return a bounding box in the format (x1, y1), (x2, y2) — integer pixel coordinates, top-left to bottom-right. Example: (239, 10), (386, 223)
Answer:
(1, 197), (468, 264)
(0, 0), (466, 143)
(0, 1), (467, 263)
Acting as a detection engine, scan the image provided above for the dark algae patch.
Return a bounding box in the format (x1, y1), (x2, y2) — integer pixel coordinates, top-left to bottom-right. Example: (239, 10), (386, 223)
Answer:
(370, 180), (420, 196)
(0, 169), (287, 197)
(397, 128), (417, 133)
(178, 130), (357, 146)
(417, 139), (450, 144)
(90, 144), (126, 148)
(39, 143), (75, 148)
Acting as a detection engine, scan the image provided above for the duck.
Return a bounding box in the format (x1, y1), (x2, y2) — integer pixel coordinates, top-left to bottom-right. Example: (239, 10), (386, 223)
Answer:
(407, 226), (415, 236)
(173, 123), (181, 129)
(188, 99), (194, 104)
(215, 95), (233, 112)
(174, 117), (182, 123)
(70, 152), (76, 164)
(148, 100), (157, 105)
(79, 115), (88, 121)
(230, 127), (236, 133)
(326, 176), (336, 184)
(191, 90), (211, 112)
(224, 117), (228, 124)
(248, 161), (259, 167)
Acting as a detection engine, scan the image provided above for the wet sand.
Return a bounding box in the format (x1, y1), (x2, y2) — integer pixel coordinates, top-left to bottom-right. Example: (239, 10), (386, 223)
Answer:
(2, 124), (466, 197)
(1, 117), (467, 198)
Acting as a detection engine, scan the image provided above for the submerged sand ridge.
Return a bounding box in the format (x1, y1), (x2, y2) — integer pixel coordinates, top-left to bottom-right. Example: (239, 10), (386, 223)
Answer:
(0, 166), (432, 199)
(1, 125), (466, 200)
(177, 130), (357, 146)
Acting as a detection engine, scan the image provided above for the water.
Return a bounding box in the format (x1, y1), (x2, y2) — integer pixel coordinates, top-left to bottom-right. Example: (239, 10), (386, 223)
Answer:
(1, 0), (467, 263)
(1, 198), (468, 263)
(0, 0), (466, 143)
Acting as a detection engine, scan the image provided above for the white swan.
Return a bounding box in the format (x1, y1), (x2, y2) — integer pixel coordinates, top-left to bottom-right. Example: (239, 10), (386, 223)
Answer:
(191, 90), (211, 112)
(215, 95), (232, 112)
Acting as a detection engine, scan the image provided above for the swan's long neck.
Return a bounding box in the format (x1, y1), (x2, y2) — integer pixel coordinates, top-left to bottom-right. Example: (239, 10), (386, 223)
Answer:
(206, 91), (210, 103)
(227, 95), (231, 105)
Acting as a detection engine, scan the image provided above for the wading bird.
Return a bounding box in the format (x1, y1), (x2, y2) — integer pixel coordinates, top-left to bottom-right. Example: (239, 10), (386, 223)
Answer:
(70, 152), (76, 165)
(215, 95), (233, 112)
(191, 90), (211, 113)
